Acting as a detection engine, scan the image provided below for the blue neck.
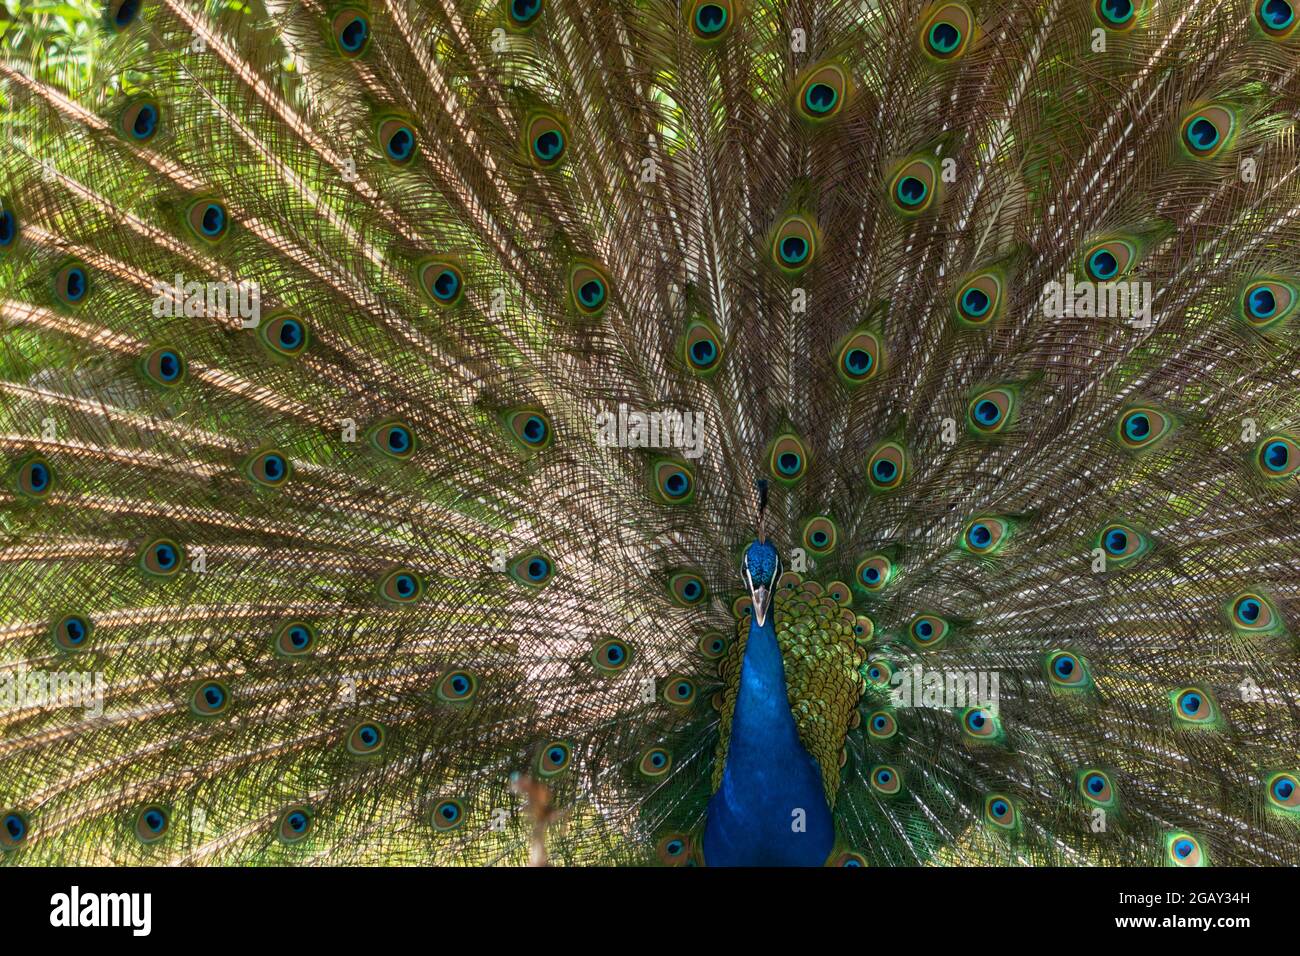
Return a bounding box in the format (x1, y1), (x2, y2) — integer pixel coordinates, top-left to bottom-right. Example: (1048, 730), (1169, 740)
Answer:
(702, 611), (835, 866)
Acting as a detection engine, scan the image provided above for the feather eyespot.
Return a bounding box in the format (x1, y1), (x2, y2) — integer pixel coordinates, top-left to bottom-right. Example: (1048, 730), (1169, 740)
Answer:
(687, 1), (734, 41)
(331, 8), (371, 57)
(1165, 831), (1206, 867)
(133, 805), (170, 844)
(436, 670), (478, 702)
(953, 272), (1002, 326)
(795, 63), (849, 122)
(138, 537), (184, 577)
(14, 454), (53, 499)
(1256, 434), (1299, 479)
(1255, 0), (1297, 37)
(0, 204), (16, 251)
(1266, 772), (1300, 812)
(639, 747), (672, 777)
(274, 621), (316, 657)
(54, 261), (90, 306)
(52, 613), (93, 652)
(118, 97), (160, 141)
(537, 740), (572, 776)
(870, 764), (902, 795)
(1180, 105), (1236, 159)
(802, 516), (839, 556)
(967, 386), (1018, 435)
(505, 0), (544, 29)
(889, 158), (938, 214)
(836, 329), (882, 386)
(864, 658), (895, 689)
(656, 833), (692, 865)
(190, 680), (231, 717)
(1095, 0), (1138, 29)
(277, 806), (314, 844)
(259, 313), (309, 358)
(826, 581), (852, 606)
(1046, 650), (1092, 690)
(1229, 591), (1285, 636)
(770, 214), (818, 274)
(504, 409), (553, 452)
(431, 799), (465, 831)
(592, 638), (632, 673)
(921, 2), (974, 59)
(1082, 239), (1136, 281)
(1171, 686), (1219, 727)
(569, 261), (610, 317)
(866, 441), (907, 492)
(417, 258), (464, 307)
(683, 318), (724, 375)
(831, 849), (867, 866)
(767, 432), (810, 485)
(525, 111), (569, 168)
(1097, 522), (1151, 565)
(650, 458), (695, 504)
(960, 516), (1010, 555)
(663, 676), (697, 706)
(1078, 769), (1116, 807)
(346, 721), (386, 756)
(369, 419), (416, 460)
(0, 811), (30, 852)
(1240, 278), (1299, 331)
(243, 448), (292, 488)
(185, 199), (229, 244)
(377, 116), (417, 164)
(377, 568), (424, 604)
(866, 709), (897, 740)
(698, 632), (728, 659)
(106, 0), (141, 31)
(852, 554), (894, 590)
(668, 571), (708, 607)
(141, 346), (186, 386)
(1116, 407), (1175, 450)
(984, 794), (1019, 830)
(961, 707), (1001, 741)
(508, 552), (554, 588)
(852, 615), (874, 644)
(908, 613), (951, 650)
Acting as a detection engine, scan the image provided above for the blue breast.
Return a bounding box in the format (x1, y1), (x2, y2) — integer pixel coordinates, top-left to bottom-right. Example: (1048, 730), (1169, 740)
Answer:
(702, 612), (835, 866)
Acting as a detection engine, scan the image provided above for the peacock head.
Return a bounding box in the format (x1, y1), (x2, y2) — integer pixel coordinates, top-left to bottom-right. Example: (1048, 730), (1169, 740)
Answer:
(742, 539), (782, 627)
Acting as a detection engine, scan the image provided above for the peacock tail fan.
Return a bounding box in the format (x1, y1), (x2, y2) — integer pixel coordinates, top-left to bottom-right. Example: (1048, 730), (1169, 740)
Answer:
(0, 0), (1297, 866)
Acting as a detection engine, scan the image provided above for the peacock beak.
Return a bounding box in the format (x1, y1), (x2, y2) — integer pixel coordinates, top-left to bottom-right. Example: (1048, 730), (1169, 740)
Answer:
(751, 584), (772, 627)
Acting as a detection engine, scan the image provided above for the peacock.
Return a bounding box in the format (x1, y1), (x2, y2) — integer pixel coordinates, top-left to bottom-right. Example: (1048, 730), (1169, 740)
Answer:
(1, 0), (1299, 868)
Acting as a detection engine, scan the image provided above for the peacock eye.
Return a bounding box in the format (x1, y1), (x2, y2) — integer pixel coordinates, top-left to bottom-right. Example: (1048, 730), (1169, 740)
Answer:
(134, 805), (170, 844)
(770, 213), (818, 274)
(436, 670), (478, 702)
(244, 448), (292, 488)
(1255, 0), (1298, 37)
(0, 810), (29, 851)
(277, 806), (314, 844)
(52, 613), (93, 652)
(953, 272), (1002, 326)
(592, 638), (632, 673)
(189, 680), (231, 717)
(1266, 772), (1300, 811)
(260, 314), (309, 358)
(683, 318), (724, 375)
(508, 552), (554, 588)
(505, 0), (544, 29)
(185, 199), (229, 243)
(53, 260), (90, 306)
(961, 707), (1001, 741)
(866, 441), (907, 492)
(0, 204), (16, 250)
(568, 261), (611, 317)
(1228, 591), (1282, 633)
(1165, 831), (1205, 867)
(795, 62), (849, 122)
(106, 0), (141, 31)
(1256, 434), (1300, 479)
(697, 632), (728, 659)
(332, 8), (371, 57)
(118, 97), (161, 141)
(1082, 238), (1136, 281)
(836, 329), (882, 386)
(984, 793), (1018, 829)
(369, 419), (417, 460)
(801, 515), (839, 556)
(687, 1), (735, 41)
(377, 567), (425, 604)
(657, 833), (692, 865)
(537, 740), (572, 776)
(1179, 105), (1235, 159)
(888, 157), (939, 214)
(14, 455), (54, 498)
(138, 537), (184, 577)
(767, 432), (810, 485)
(1116, 407), (1175, 451)
(274, 620), (316, 657)
(866, 709), (897, 740)
(1097, 522), (1151, 565)
(908, 613), (951, 649)
(347, 721), (387, 756)
(417, 258), (464, 307)
(503, 408), (553, 452)
(651, 459), (695, 504)
(377, 116), (417, 164)
(668, 571), (708, 607)
(1045, 650), (1092, 690)
(921, 2), (974, 59)
(639, 746), (673, 777)
(141, 346), (186, 386)
(1078, 769), (1116, 807)
(960, 515), (1011, 555)
(1095, 0), (1138, 29)
(855, 554), (892, 591)
(662, 675), (697, 706)
(525, 111), (569, 168)
(870, 764), (902, 794)
(431, 799), (465, 831)
(967, 386), (1017, 435)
